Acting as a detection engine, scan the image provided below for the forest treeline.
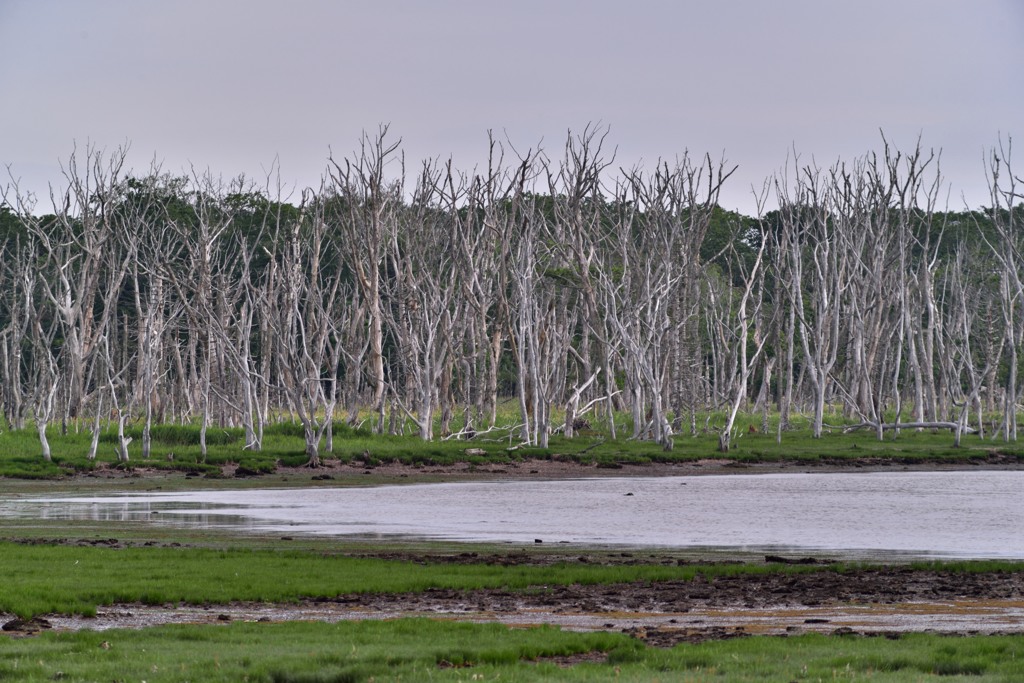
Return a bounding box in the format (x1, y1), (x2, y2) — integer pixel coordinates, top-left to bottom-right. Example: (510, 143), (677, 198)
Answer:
(1, 128), (1021, 463)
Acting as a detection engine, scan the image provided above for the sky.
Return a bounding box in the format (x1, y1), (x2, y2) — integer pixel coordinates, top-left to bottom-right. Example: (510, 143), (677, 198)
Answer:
(1, 0), (1022, 215)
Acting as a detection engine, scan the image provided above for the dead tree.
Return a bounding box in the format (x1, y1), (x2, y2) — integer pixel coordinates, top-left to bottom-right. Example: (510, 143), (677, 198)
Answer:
(545, 128), (623, 435)
(25, 275), (60, 460)
(382, 161), (466, 440)
(832, 155), (902, 439)
(775, 163), (847, 438)
(508, 190), (575, 448)
(942, 246), (993, 446)
(99, 334), (133, 463)
(118, 174), (185, 458)
(164, 173), (255, 457)
(708, 211), (770, 452)
(879, 139), (943, 428)
(21, 145), (131, 425)
(264, 191), (347, 465)
(596, 166), (691, 449)
(766, 161), (799, 439)
(450, 135), (519, 431)
(327, 128), (403, 433)
(982, 140), (1023, 441)
(0, 236), (34, 430)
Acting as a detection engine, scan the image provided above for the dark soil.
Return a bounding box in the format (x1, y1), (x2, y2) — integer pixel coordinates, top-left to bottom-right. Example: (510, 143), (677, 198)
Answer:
(320, 564), (1024, 614)
(12, 562), (1021, 643)
(319, 564), (1024, 645)
(47, 452), (1024, 486)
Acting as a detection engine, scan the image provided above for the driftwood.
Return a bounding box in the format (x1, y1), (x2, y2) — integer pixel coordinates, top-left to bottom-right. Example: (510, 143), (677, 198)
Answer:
(441, 424), (512, 442)
(842, 421), (976, 434)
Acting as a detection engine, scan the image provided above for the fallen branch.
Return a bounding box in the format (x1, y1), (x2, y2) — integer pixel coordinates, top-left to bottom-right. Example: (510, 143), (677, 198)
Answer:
(842, 421), (976, 434)
(576, 438), (606, 455)
(578, 389), (621, 417)
(441, 424), (513, 441)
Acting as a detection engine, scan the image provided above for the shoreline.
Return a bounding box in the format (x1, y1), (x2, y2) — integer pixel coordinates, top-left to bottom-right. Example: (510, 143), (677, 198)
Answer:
(320, 455), (1024, 479)
(4, 455), (1024, 490)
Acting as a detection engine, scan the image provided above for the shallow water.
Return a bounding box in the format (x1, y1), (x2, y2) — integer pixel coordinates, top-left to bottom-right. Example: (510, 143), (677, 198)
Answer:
(3, 471), (1022, 559)
(39, 598), (1024, 637)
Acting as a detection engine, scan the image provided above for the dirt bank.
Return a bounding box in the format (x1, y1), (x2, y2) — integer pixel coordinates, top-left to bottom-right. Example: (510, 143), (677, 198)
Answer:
(60, 452), (1024, 487)
(4, 563), (1023, 644)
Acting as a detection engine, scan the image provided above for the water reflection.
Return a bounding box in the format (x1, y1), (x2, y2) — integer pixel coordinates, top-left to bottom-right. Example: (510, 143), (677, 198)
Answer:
(1, 499), (262, 532)
(3, 471), (1022, 559)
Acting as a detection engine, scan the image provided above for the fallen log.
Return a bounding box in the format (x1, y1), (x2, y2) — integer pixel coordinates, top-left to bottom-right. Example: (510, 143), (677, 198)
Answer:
(842, 421), (975, 434)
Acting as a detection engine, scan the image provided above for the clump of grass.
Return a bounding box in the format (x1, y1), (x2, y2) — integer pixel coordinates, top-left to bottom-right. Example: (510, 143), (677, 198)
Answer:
(97, 424), (243, 447)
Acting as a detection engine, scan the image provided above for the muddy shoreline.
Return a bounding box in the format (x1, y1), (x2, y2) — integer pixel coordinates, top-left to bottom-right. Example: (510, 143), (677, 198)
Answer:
(56, 452), (1024, 487)
(5, 565), (1024, 644)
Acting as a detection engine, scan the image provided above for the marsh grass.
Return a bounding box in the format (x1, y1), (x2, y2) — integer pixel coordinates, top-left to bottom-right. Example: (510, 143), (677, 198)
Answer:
(1, 408), (1021, 480)
(1, 621), (1022, 682)
(0, 540), (856, 619)
(2, 540), (1023, 620)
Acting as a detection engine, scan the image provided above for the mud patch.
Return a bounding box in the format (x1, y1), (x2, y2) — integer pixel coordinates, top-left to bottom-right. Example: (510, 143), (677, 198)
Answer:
(527, 650), (609, 667)
(5, 566), (1024, 643)
(1, 616), (53, 637)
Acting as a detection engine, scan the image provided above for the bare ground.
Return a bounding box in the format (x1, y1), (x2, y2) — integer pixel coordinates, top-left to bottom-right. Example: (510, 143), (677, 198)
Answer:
(256, 452), (1024, 481)
(71, 451), (1024, 485)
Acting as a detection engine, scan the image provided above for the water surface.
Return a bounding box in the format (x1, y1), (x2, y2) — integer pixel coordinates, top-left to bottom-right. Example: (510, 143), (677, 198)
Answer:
(3, 471), (1021, 559)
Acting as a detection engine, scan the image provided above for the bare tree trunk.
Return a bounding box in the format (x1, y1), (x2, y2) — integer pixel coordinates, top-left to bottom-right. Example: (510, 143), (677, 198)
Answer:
(713, 219), (770, 452)
(87, 393), (104, 460)
(328, 128), (402, 434)
(983, 142), (1022, 442)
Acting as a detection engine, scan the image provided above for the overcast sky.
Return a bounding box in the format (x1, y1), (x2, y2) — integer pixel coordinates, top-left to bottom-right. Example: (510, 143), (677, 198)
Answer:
(2, 0), (1021, 214)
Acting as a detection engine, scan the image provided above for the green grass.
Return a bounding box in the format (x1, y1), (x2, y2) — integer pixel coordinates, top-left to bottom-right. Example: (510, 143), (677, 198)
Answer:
(2, 540), (1023, 620)
(1, 620), (1022, 682)
(1, 409), (1022, 480)
(0, 540), (850, 619)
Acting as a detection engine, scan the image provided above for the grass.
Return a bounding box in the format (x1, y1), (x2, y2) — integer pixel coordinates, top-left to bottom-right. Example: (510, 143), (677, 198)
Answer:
(1, 539), (1023, 619)
(0, 407), (1022, 480)
(0, 539), (848, 619)
(0, 620), (1022, 682)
